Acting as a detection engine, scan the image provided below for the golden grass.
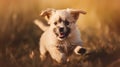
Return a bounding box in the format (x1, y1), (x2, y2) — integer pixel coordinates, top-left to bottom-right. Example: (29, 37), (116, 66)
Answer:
(0, 0), (120, 67)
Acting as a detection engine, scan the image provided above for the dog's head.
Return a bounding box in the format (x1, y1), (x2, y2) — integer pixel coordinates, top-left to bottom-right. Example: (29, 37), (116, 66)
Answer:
(40, 8), (86, 40)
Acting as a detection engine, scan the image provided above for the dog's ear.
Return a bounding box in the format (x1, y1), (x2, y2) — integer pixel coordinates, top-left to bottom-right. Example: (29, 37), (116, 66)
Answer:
(69, 9), (86, 21)
(40, 8), (55, 20)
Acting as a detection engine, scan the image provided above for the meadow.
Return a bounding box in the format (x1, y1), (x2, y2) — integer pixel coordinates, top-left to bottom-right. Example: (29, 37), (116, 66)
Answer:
(0, 0), (120, 67)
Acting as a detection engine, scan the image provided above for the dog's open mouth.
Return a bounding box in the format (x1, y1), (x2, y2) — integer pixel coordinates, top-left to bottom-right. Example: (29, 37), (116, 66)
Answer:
(59, 32), (66, 38)
(54, 27), (70, 40)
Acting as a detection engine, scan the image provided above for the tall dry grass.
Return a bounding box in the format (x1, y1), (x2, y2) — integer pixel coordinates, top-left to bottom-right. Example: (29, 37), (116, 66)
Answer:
(0, 0), (120, 67)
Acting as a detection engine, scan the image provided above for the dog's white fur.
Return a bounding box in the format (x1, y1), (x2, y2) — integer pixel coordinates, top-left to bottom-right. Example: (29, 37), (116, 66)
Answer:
(34, 8), (86, 64)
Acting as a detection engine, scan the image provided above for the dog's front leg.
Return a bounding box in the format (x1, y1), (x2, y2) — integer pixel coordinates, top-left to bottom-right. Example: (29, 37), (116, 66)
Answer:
(40, 45), (47, 61)
(48, 47), (67, 64)
(74, 45), (86, 55)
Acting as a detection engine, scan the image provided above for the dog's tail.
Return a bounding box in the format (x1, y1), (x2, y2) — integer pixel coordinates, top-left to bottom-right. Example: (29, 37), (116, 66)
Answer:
(34, 19), (49, 31)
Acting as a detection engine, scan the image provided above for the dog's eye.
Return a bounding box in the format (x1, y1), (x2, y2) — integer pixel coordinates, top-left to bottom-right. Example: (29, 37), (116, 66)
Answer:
(66, 22), (69, 25)
(65, 20), (69, 25)
(54, 22), (57, 25)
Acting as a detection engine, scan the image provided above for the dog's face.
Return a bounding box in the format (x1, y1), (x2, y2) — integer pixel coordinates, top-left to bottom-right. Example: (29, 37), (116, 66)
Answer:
(40, 8), (86, 40)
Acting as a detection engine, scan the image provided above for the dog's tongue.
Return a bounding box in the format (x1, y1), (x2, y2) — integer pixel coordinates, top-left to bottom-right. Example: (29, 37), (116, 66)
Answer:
(60, 32), (65, 37)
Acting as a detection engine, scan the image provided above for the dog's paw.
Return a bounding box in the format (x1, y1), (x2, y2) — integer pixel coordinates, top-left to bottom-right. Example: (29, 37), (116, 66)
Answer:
(78, 48), (86, 55)
(74, 46), (87, 55)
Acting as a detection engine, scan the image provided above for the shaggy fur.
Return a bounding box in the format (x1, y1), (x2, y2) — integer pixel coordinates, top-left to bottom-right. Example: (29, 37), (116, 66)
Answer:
(34, 8), (86, 64)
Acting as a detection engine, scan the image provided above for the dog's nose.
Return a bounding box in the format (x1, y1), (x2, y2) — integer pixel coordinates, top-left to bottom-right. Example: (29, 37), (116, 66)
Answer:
(59, 27), (64, 32)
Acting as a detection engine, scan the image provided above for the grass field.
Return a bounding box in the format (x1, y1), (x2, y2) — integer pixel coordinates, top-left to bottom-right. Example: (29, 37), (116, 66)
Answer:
(0, 0), (120, 67)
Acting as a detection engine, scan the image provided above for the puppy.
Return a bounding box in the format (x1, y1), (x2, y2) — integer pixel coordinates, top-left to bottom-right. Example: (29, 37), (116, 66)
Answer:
(34, 8), (86, 64)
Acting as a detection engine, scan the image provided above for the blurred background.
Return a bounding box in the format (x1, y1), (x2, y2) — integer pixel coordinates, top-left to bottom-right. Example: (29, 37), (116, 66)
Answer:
(0, 0), (120, 67)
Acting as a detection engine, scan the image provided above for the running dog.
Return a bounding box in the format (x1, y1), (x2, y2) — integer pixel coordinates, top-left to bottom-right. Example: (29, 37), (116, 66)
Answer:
(34, 8), (87, 64)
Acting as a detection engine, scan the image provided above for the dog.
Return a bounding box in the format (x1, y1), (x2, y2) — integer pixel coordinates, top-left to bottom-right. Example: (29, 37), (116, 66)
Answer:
(34, 8), (87, 64)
